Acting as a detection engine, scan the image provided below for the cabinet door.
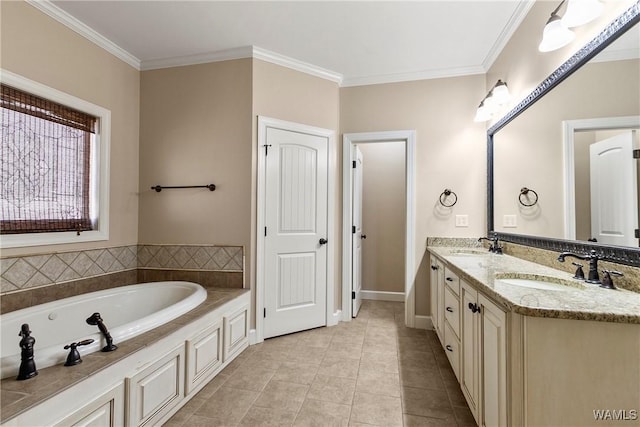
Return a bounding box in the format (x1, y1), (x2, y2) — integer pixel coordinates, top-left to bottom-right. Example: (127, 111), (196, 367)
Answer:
(126, 346), (184, 427)
(461, 280), (480, 424)
(186, 320), (223, 396)
(480, 294), (507, 427)
(429, 256), (442, 338)
(54, 383), (124, 427)
(224, 304), (249, 362)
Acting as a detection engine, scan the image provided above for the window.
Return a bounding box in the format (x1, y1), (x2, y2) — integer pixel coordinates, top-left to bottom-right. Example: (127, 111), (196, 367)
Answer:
(0, 70), (110, 248)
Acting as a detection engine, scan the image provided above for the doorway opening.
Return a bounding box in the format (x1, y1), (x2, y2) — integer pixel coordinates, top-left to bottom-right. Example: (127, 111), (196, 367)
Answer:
(342, 131), (416, 327)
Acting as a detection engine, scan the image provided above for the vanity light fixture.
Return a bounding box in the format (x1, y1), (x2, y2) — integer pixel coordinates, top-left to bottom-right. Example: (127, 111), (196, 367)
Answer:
(562, 0), (603, 28)
(473, 80), (511, 122)
(539, 0), (605, 52)
(539, 1), (576, 52)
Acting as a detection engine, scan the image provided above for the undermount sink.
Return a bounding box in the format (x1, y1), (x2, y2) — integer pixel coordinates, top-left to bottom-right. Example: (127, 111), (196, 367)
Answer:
(494, 274), (585, 291)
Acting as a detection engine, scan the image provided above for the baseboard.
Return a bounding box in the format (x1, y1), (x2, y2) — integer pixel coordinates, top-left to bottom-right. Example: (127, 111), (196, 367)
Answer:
(360, 290), (405, 302)
(248, 329), (258, 345)
(328, 309), (342, 326)
(414, 315), (433, 330)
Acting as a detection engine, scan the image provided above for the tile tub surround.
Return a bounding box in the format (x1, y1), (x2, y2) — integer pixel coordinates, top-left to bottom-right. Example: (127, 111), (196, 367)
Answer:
(0, 287), (249, 423)
(164, 300), (475, 427)
(428, 246), (640, 324)
(0, 244), (244, 312)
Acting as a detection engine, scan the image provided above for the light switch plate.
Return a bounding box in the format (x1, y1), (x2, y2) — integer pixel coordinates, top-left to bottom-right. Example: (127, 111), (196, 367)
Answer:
(455, 215), (469, 227)
(503, 214), (517, 228)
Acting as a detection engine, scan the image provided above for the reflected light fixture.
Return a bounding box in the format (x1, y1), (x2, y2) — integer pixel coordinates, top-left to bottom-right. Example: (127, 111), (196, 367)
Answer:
(539, 1), (576, 52)
(562, 0), (604, 28)
(474, 80), (511, 123)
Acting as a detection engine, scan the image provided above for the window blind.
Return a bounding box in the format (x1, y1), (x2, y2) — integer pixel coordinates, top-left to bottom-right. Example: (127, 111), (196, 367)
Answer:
(1, 84), (97, 234)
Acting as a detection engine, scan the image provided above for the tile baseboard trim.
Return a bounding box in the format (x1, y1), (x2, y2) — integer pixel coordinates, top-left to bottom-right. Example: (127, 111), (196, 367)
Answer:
(360, 290), (405, 302)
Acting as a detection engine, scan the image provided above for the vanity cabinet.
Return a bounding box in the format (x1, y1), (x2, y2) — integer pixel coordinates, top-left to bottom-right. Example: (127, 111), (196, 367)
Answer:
(460, 279), (507, 427)
(430, 255), (445, 341)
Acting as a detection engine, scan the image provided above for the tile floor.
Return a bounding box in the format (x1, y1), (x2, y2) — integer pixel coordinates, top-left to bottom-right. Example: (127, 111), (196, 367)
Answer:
(165, 300), (475, 426)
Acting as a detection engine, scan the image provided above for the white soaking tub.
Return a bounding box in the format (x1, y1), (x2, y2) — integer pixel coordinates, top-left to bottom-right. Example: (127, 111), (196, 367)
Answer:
(1, 281), (207, 379)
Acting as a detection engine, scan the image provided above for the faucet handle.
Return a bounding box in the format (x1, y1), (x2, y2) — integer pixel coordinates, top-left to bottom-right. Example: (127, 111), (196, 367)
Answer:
(571, 262), (585, 280)
(63, 339), (94, 366)
(600, 270), (623, 290)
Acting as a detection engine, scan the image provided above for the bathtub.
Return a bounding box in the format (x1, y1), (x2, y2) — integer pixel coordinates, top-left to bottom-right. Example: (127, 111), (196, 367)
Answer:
(1, 281), (207, 380)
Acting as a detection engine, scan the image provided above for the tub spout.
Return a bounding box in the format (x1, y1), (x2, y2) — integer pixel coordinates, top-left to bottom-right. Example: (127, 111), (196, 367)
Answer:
(86, 313), (117, 352)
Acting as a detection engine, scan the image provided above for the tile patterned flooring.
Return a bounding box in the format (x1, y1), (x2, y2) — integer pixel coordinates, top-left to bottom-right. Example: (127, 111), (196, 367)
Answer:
(165, 300), (475, 426)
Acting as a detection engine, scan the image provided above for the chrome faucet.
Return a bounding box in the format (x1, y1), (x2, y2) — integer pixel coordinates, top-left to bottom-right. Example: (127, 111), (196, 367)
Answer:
(557, 249), (605, 284)
(478, 235), (502, 254)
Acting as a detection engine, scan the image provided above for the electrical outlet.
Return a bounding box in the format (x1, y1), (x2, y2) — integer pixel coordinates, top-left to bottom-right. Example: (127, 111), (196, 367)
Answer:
(503, 214), (517, 228)
(455, 215), (469, 227)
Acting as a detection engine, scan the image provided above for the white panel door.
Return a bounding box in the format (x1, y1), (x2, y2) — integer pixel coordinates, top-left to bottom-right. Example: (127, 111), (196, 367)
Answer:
(264, 127), (328, 338)
(352, 145), (364, 317)
(590, 131), (638, 246)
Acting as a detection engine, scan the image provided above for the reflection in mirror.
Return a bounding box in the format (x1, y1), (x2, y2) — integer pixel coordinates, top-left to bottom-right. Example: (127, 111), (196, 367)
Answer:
(492, 22), (640, 247)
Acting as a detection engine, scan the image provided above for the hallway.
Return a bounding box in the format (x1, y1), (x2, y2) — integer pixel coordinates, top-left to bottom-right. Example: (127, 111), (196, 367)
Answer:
(165, 300), (475, 426)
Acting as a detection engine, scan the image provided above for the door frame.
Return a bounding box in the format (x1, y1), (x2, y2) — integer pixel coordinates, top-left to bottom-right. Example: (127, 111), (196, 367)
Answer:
(342, 130), (416, 327)
(562, 116), (640, 240)
(256, 116), (336, 343)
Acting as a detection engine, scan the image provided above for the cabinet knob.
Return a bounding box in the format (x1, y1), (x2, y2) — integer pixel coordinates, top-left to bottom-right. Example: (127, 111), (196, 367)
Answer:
(468, 302), (481, 313)
(446, 277), (454, 282)
(430, 265), (438, 271)
(446, 345), (453, 352)
(446, 307), (454, 313)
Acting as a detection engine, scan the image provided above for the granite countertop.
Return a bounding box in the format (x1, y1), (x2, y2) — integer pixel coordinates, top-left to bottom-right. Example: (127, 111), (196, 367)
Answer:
(428, 247), (640, 324)
(0, 287), (249, 424)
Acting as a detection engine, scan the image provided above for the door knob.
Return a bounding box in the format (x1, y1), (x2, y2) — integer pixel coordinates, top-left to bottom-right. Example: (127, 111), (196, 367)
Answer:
(319, 238), (328, 245)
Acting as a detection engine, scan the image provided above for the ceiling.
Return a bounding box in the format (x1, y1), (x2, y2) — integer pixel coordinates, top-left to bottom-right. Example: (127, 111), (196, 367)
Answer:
(42, 0), (533, 86)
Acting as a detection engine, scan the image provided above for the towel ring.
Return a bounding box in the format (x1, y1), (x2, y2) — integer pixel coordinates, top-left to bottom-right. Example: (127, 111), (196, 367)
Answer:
(439, 189), (457, 207)
(519, 187), (538, 207)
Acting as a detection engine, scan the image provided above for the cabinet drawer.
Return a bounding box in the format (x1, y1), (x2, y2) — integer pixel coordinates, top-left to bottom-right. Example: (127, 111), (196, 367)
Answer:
(126, 346), (184, 427)
(186, 320), (223, 396)
(443, 285), (460, 338)
(444, 322), (460, 381)
(444, 267), (460, 295)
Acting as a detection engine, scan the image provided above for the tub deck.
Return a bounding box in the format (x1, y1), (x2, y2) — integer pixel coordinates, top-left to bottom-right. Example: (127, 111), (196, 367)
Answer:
(0, 287), (249, 423)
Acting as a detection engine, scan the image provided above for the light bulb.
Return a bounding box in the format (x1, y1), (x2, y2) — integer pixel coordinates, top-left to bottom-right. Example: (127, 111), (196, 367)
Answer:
(562, 0), (604, 28)
(539, 13), (576, 52)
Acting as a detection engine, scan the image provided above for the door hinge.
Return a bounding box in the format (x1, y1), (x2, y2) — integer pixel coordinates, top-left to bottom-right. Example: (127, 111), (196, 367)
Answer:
(635, 229), (640, 238)
(351, 291), (355, 300)
(634, 149), (640, 159)
(352, 160), (356, 168)
(264, 227), (267, 237)
(263, 144), (272, 156)
(264, 308), (266, 318)
(352, 225), (356, 234)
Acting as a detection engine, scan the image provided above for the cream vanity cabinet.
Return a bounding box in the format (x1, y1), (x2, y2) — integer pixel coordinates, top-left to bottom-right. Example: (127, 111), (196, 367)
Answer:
(460, 280), (507, 427)
(431, 255), (507, 427)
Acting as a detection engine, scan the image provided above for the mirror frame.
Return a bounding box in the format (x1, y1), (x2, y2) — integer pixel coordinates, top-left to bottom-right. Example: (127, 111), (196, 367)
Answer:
(487, 2), (640, 267)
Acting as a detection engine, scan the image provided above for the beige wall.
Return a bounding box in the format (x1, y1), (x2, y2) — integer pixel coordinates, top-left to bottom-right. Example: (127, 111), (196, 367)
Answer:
(340, 74), (488, 315)
(359, 142), (405, 293)
(252, 59), (340, 311)
(0, 1), (140, 258)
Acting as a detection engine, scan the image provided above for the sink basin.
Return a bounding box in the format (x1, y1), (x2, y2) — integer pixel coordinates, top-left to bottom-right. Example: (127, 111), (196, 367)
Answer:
(494, 274), (585, 291)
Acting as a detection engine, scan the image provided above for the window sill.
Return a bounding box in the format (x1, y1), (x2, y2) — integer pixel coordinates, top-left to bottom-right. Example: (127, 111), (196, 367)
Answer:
(0, 229), (109, 249)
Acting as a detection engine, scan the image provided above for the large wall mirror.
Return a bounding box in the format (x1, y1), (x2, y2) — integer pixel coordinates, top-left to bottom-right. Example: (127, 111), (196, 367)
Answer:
(488, 2), (640, 266)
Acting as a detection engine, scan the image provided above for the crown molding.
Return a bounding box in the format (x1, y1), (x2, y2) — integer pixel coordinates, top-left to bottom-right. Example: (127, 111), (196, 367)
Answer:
(25, 0), (141, 70)
(482, 0), (536, 71)
(340, 65), (485, 88)
(140, 47), (254, 71)
(252, 47), (343, 84)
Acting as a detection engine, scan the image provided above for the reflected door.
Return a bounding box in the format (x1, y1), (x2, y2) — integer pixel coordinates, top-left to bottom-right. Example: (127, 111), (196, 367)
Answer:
(590, 131), (638, 246)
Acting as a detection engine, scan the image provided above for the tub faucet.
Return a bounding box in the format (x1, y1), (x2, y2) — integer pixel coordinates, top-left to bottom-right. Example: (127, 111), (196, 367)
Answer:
(86, 312), (117, 352)
(478, 235), (502, 254)
(557, 249), (604, 284)
(17, 323), (38, 380)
